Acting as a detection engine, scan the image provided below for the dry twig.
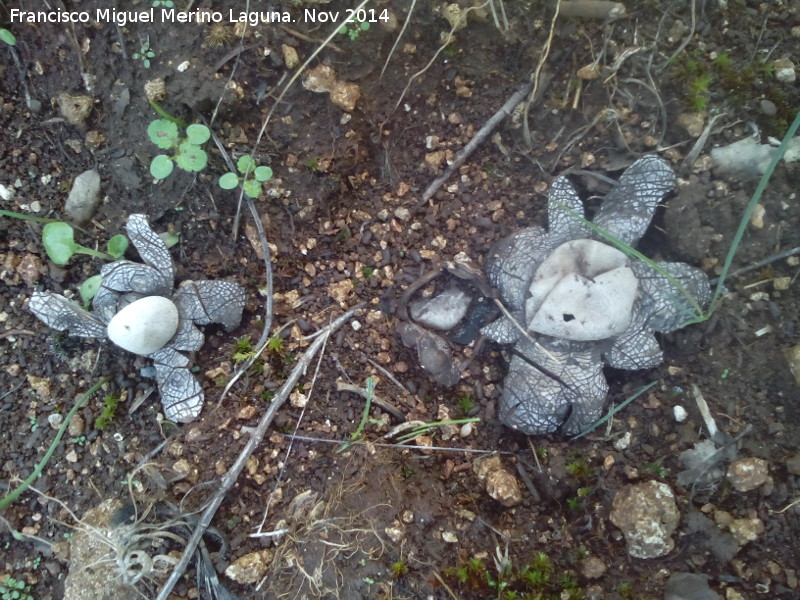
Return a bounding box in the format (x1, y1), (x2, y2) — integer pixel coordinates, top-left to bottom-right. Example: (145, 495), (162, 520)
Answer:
(418, 81), (533, 209)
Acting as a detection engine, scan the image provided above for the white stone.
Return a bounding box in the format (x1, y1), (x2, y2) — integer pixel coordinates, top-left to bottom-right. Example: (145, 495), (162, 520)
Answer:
(107, 296), (178, 355)
(613, 430), (632, 450)
(673, 405), (688, 422)
(773, 57), (796, 83)
(0, 183), (14, 201)
(410, 287), (470, 330)
(526, 239), (637, 341)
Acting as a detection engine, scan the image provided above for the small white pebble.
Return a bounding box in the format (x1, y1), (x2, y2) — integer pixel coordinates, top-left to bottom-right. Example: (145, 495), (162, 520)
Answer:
(441, 531), (459, 543)
(0, 184), (14, 201)
(177, 60), (190, 72)
(613, 431), (631, 451)
(459, 422), (473, 437)
(673, 405), (688, 423)
(48, 414), (63, 429)
(350, 320), (362, 331)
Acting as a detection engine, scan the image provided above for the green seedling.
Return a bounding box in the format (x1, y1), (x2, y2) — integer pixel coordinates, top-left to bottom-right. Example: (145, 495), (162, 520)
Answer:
(337, 376), (375, 452)
(1, 576), (33, 600)
(266, 335), (285, 355)
(152, 0), (174, 6)
(80, 275), (103, 306)
(42, 222), (128, 266)
(95, 393), (120, 430)
(391, 561), (408, 578)
(232, 336), (256, 362)
(640, 462), (669, 478)
(457, 393), (476, 415)
(148, 119), (211, 179)
(338, 20), (370, 40)
(132, 36), (155, 68)
(219, 155), (273, 198)
(565, 458), (592, 480)
(0, 28), (16, 46)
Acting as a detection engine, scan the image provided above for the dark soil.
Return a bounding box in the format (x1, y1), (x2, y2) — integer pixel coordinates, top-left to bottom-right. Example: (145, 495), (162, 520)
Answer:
(1, 1), (799, 599)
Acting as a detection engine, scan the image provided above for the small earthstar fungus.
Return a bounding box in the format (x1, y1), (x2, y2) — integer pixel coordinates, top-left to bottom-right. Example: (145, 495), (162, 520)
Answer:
(29, 214), (246, 422)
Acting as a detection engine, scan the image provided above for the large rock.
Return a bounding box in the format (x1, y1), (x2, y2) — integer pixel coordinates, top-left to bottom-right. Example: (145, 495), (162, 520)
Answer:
(664, 573), (722, 600)
(64, 499), (139, 600)
(609, 480), (679, 559)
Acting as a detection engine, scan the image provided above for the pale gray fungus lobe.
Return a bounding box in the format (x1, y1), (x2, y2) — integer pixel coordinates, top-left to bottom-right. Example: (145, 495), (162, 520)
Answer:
(29, 214), (247, 423)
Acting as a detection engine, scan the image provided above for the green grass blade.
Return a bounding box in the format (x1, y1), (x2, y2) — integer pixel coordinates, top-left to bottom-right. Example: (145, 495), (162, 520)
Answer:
(0, 377), (111, 509)
(709, 110), (800, 312)
(0, 210), (59, 224)
(570, 381), (657, 440)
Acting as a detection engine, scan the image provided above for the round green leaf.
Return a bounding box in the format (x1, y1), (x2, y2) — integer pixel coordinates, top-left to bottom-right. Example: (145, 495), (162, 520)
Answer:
(148, 119), (179, 149)
(42, 222), (78, 265)
(150, 155), (174, 179)
(176, 143), (207, 172)
(106, 234), (129, 259)
(360, 22), (370, 31)
(254, 166), (273, 182)
(236, 155), (255, 175)
(80, 275), (103, 305)
(219, 172), (239, 189)
(186, 123), (210, 145)
(244, 179), (261, 198)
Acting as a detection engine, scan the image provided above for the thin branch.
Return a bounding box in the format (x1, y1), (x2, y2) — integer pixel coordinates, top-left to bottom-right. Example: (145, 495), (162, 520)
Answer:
(418, 80), (534, 209)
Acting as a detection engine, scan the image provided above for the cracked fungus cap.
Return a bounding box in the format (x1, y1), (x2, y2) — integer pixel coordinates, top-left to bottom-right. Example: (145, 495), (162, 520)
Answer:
(526, 239), (638, 341)
(107, 296), (179, 355)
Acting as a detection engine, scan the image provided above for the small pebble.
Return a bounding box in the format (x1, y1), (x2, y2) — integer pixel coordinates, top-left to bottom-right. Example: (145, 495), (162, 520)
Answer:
(727, 457), (769, 492)
(773, 57), (796, 83)
(65, 169), (102, 226)
(613, 431), (632, 450)
(760, 99), (777, 116)
(68, 415), (85, 437)
(442, 531), (459, 543)
(48, 414), (63, 430)
(673, 405), (688, 423)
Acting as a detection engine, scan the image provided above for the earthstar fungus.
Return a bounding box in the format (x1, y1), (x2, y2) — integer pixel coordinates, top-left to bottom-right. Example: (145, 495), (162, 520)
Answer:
(402, 156), (711, 436)
(29, 214), (247, 423)
(482, 155), (711, 435)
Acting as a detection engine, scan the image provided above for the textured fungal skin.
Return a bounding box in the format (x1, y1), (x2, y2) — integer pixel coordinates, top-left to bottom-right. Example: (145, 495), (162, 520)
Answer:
(29, 214), (247, 423)
(482, 156), (710, 435)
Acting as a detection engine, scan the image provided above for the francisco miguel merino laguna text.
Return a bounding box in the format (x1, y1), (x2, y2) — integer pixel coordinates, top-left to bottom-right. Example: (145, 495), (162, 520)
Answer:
(10, 8), (298, 27)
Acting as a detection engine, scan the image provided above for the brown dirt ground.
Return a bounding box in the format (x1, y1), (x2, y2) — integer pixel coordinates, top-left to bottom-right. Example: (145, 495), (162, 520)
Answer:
(1, 1), (799, 599)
